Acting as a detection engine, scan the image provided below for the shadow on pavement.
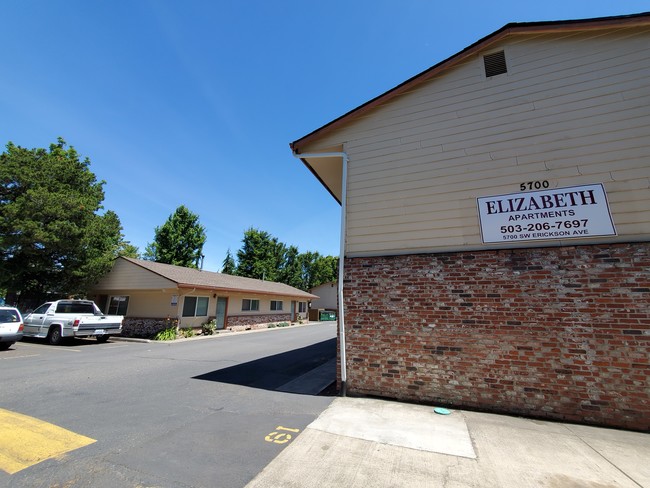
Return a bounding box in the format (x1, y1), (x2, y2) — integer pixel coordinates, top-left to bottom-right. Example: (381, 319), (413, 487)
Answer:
(193, 338), (336, 394)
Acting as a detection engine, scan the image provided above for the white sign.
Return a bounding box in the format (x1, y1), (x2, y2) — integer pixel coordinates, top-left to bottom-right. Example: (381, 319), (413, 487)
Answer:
(171, 295), (178, 306)
(477, 183), (616, 244)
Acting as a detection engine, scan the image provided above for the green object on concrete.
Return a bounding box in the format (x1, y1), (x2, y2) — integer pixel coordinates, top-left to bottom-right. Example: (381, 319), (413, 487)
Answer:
(319, 311), (336, 321)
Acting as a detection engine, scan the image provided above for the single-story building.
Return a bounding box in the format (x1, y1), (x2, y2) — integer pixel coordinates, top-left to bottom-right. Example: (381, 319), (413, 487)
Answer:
(90, 257), (317, 337)
(291, 12), (650, 431)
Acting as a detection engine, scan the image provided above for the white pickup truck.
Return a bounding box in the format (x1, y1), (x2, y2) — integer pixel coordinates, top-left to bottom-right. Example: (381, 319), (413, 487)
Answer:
(23, 300), (123, 345)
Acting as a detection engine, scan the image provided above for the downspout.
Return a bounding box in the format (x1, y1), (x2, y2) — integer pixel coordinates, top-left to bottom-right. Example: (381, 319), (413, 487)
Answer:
(293, 151), (349, 396)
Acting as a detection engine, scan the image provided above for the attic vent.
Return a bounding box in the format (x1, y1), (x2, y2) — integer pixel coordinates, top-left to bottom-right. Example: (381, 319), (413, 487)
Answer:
(483, 51), (507, 77)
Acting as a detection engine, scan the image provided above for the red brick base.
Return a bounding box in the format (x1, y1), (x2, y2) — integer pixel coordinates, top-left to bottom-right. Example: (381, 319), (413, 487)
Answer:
(342, 242), (649, 431)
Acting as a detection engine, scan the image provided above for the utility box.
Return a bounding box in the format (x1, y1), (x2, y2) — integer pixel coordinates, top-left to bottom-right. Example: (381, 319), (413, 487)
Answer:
(308, 308), (322, 321)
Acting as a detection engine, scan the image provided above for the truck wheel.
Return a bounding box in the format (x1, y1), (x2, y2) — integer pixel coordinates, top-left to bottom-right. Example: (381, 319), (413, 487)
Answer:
(96, 334), (110, 343)
(47, 326), (63, 345)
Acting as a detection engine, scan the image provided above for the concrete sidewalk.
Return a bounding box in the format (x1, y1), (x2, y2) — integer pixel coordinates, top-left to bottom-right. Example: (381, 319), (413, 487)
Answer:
(246, 397), (649, 488)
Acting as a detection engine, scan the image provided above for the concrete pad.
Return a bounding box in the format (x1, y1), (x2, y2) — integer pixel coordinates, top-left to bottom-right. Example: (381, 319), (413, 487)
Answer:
(565, 424), (650, 487)
(465, 411), (643, 488)
(246, 428), (489, 488)
(309, 397), (476, 459)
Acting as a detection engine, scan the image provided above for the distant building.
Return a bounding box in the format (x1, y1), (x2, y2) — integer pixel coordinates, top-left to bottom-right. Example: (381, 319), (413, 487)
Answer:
(91, 257), (317, 336)
(309, 282), (337, 311)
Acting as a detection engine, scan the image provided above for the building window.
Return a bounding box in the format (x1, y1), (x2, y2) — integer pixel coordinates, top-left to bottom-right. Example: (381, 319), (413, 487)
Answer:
(182, 296), (209, 317)
(108, 296), (129, 315)
(270, 300), (283, 311)
(299, 302), (307, 313)
(242, 299), (259, 311)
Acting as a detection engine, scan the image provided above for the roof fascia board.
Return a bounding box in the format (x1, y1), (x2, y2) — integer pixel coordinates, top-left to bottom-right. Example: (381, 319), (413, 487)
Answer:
(177, 284), (317, 299)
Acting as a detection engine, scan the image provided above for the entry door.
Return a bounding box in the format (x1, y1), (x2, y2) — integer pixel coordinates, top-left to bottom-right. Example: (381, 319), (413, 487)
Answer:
(215, 297), (228, 329)
(290, 301), (296, 322)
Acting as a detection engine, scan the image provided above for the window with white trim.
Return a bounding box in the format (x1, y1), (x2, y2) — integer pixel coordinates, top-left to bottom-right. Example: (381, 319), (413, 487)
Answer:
(182, 296), (209, 317)
(242, 299), (259, 311)
(108, 296), (129, 315)
(270, 300), (283, 311)
(299, 302), (307, 313)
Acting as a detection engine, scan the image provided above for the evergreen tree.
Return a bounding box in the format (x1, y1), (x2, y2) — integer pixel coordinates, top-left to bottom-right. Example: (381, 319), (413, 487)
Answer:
(232, 228), (338, 290)
(222, 248), (236, 274)
(0, 138), (127, 306)
(235, 228), (286, 281)
(144, 205), (206, 268)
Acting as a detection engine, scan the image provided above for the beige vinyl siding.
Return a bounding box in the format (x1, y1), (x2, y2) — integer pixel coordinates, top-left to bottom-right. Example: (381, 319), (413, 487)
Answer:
(227, 293), (294, 316)
(126, 291), (180, 319)
(303, 27), (650, 256)
(93, 259), (176, 291)
(310, 282), (337, 310)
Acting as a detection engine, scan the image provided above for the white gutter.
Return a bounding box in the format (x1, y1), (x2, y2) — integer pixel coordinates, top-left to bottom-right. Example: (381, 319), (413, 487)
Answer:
(293, 151), (349, 396)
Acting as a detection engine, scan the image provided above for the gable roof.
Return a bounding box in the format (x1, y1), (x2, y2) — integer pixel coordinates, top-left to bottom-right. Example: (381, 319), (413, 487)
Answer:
(289, 12), (650, 203)
(120, 257), (318, 299)
(290, 12), (650, 158)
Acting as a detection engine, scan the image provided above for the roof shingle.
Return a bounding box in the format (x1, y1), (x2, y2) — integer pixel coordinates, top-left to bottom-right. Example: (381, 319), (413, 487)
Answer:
(122, 257), (318, 299)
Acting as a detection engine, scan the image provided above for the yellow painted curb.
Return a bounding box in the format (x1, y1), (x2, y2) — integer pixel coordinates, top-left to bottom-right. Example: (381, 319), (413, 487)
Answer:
(0, 408), (96, 474)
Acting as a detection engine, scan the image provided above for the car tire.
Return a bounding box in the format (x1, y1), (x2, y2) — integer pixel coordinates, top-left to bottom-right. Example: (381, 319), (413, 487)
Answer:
(47, 326), (63, 345)
(96, 334), (110, 343)
(0, 342), (11, 351)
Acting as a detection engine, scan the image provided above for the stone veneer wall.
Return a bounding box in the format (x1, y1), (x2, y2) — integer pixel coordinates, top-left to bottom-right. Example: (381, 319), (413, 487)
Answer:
(227, 314), (292, 327)
(122, 317), (176, 338)
(342, 242), (649, 431)
(123, 313), (306, 337)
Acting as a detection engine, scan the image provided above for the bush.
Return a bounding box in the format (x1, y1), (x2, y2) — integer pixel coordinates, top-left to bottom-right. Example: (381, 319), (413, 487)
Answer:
(202, 320), (217, 335)
(153, 327), (177, 341)
(180, 327), (195, 338)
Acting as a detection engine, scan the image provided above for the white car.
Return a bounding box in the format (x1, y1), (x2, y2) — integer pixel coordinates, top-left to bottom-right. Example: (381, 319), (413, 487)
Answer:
(0, 306), (24, 350)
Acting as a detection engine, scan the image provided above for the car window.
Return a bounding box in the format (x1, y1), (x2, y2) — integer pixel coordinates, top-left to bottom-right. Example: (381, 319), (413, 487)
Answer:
(70, 303), (95, 314)
(55, 302), (95, 314)
(32, 303), (52, 315)
(0, 310), (19, 322)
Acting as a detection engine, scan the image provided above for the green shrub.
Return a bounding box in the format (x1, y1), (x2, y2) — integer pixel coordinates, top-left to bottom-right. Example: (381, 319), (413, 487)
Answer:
(202, 320), (217, 335)
(180, 327), (194, 338)
(153, 327), (177, 341)
(277, 322), (290, 328)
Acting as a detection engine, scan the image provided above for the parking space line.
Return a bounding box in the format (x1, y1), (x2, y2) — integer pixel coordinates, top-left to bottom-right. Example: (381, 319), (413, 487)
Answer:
(16, 343), (81, 353)
(0, 408), (96, 474)
(0, 354), (40, 361)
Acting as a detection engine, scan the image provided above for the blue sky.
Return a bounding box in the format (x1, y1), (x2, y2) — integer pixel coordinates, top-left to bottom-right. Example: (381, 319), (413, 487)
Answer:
(2, 1), (648, 272)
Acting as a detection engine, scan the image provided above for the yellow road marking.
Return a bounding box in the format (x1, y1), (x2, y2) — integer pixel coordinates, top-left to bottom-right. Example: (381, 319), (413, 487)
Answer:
(0, 408), (96, 474)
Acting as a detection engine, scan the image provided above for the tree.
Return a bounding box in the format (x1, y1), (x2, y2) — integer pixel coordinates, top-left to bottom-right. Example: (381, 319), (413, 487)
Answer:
(0, 138), (126, 306)
(235, 228), (287, 281)
(280, 245), (303, 289)
(118, 242), (140, 259)
(297, 251), (338, 290)
(221, 248), (236, 274)
(144, 205), (206, 268)
(231, 227), (338, 290)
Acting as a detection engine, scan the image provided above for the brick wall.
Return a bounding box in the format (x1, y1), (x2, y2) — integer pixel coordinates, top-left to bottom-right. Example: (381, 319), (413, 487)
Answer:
(342, 242), (649, 431)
